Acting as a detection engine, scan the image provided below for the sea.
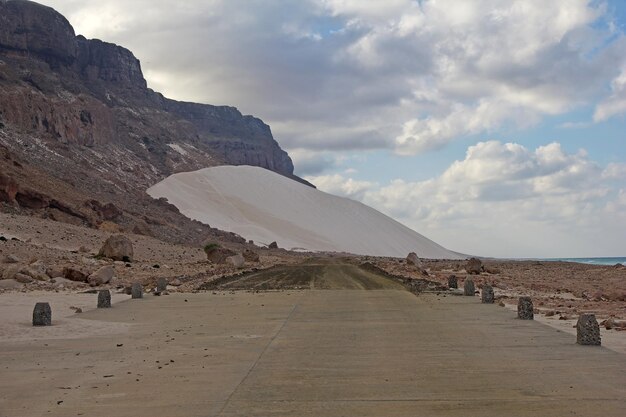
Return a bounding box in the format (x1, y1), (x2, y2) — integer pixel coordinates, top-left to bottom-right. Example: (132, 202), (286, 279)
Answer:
(541, 257), (626, 266)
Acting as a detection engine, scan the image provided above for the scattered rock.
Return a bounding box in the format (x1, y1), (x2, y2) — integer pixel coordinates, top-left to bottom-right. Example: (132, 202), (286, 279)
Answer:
(88, 265), (115, 286)
(481, 284), (494, 304)
(131, 282), (143, 299)
(46, 267), (65, 279)
(0, 279), (24, 290)
(97, 290), (111, 308)
(268, 241), (278, 249)
(517, 297), (534, 320)
(169, 278), (182, 287)
(33, 302), (52, 326)
(204, 245), (236, 264)
(63, 267), (89, 283)
(226, 253), (245, 268)
(463, 278), (475, 296)
(14, 273), (33, 284)
(2, 254), (20, 264)
(243, 249), (260, 262)
(406, 252), (422, 267)
(447, 275), (458, 289)
(98, 235), (133, 262)
(576, 314), (601, 346)
(465, 257), (483, 275)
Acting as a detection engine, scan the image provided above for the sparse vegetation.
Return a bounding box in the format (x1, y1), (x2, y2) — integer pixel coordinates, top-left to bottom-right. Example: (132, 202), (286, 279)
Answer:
(204, 243), (220, 252)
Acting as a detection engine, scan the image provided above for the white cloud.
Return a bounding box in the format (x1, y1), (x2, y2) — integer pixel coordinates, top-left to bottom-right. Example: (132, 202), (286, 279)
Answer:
(594, 67), (626, 122)
(42, 0), (625, 154)
(308, 141), (625, 257)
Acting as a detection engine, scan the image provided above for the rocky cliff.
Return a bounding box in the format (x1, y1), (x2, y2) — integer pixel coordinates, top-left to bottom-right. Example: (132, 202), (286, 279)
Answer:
(0, 0), (303, 243)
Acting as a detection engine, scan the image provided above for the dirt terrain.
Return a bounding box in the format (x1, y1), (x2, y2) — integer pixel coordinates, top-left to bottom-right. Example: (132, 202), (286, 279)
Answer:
(200, 258), (407, 291)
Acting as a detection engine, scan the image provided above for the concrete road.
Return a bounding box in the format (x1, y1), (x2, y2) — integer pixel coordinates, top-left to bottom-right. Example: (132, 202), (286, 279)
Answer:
(1, 290), (624, 416)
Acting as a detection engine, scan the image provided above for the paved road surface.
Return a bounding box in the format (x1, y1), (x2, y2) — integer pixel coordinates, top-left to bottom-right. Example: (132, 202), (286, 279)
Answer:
(1, 265), (624, 416)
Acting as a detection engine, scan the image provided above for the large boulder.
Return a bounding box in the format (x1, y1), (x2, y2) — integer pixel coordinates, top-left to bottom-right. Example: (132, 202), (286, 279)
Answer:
(406, 252), (421, 267)
(243, 249), (260, 262)
(88, 265), (115, 286)
(465, 258), (483, 275)
(226, 253), (245, 268)
(99, 235), (134, 262)
(204, 245), (236, 264)
(63, 267), (89, 283)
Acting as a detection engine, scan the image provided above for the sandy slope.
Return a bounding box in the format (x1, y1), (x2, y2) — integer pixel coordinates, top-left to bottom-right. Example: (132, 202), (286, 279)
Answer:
(147, 166), (462, 258)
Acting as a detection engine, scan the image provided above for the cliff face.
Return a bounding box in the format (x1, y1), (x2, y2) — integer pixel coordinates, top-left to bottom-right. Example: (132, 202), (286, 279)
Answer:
(0, 0), (301, 243)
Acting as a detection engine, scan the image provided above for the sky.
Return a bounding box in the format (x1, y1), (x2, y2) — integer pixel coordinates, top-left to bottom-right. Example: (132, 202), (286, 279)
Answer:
(42, 0), (626, 258)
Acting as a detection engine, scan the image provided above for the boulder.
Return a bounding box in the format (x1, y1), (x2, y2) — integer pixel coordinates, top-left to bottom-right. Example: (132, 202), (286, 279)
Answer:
(169, 278), (182, 287)
(33, 302), (52, 326)
(2, 254), (20, 264)
(88, 265), (115, 286)
(23, 261), (49, 281)
(406, 252), (422, 267)
(517, 297), (534, 320)
(205, 246), (236, 264)
(463, 278), (475, 296)
(2, 264), (21, 280)
(227, 254), (245, 268)
(268, 241), (278, 249)
(465, 258), (483, 275)
(46, 267), (65, 279)
(576, 314), (601, 346)
(63, 267), (89, 282)
(14, 273), (33, 284)
(243, 249), (260, 262)
(98, 235), (133, 262)
(0, 279), (24, 290)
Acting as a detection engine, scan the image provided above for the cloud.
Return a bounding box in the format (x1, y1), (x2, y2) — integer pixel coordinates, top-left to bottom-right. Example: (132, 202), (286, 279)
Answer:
(594, 67), (626, 122)
(308, 141), (625, 257)
(42, 0), (625, 154)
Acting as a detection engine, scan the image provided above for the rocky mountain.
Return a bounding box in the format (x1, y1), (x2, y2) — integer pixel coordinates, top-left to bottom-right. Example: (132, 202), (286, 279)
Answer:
(0, 0), (304, 244)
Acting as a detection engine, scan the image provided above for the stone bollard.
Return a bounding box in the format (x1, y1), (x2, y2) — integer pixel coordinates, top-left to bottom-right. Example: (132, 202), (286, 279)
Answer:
(156, 277), (167, 293)
(576, 314), (601, 346)
(97, 290), (112, 308)
(463, 278), (475, 296)
(481, 285), (494, 304)
(131, 282), (143, 299)
(517, 297), (534, 320)
(33, 302), (52, 326)
(447, 275), (458, 289)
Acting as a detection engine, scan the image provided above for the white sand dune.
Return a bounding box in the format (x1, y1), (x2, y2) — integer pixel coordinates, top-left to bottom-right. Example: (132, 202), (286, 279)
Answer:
(147, 166), (463, 259)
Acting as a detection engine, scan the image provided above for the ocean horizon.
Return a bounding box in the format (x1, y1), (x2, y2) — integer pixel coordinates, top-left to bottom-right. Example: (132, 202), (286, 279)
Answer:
(539, 257), (626, 266)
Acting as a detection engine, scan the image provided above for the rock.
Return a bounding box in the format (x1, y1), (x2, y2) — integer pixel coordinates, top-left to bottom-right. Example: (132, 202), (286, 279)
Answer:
(131, 282), (143, 299)
(268, 241), (278, 249)
(481, 284), (494, 304)
(576, 314), (601, 346)
(97, 289), (112, 308)
(24, 260), (49, 281)
(517, 297), (534, 320)
(204, 245), (236, 264)
(156, 277), (167, 292)
(78, 245), (91, 253)
(406, 252), (422, 267)
(98, 235), (133, 262)
(14, 273), (33, 284)
(243, 249), (260, 262)
(465, 258), (483, 275)
(2, 254), (20, 264)
(169, 278), (182, 287)
(2, 264), (21, 280)
(545, 310), (556, 317)
(46, 267), (65, 279)
(88, 265), (115, 286)
(227, 254), (245, 268)
(32, 302), (52, 326)
(463, 278), (475, 296)
(0, 279), (23, 290)
(447, 275), (458, 289)
(63, 267), (89, 283)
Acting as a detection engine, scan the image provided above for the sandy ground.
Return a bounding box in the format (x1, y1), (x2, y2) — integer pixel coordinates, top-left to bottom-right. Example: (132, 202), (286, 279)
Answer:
(0, 291), (130, 343)
(0, 290), (624, 417)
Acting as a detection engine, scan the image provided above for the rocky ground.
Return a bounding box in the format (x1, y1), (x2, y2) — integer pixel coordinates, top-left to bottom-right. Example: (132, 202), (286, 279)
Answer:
(371, 256), (626, 330)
